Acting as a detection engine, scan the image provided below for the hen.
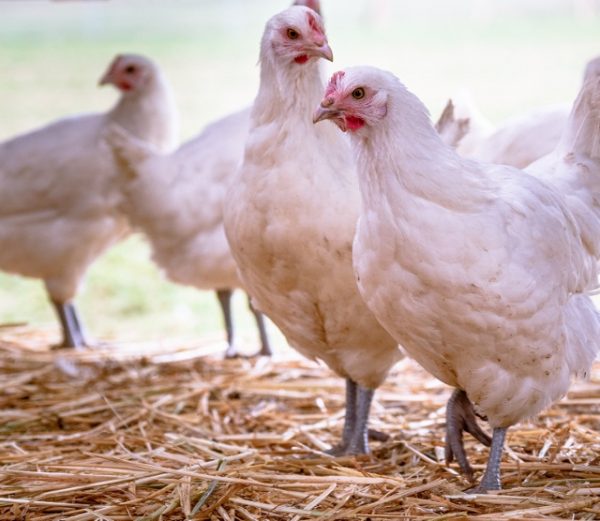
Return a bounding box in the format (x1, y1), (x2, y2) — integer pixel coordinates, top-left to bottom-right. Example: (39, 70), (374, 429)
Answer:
(100, 0), (323, 357)
(438, 56), (600, 168)
(315, 66), (600, 490)
(105, 110), (271, 358)
(0, 53), (177, 348)
(224, 6), (402, 455)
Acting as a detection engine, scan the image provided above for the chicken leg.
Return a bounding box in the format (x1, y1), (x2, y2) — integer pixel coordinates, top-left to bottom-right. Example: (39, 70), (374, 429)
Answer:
(247, 294), (272, 356)
(327, 379), (375, 456)
(216, 289), (238, 358)
(217, 289), (273, 358)
(445, 389), (493, 483)
(467, 427), (507, 493)
(51, 300), (89, 349)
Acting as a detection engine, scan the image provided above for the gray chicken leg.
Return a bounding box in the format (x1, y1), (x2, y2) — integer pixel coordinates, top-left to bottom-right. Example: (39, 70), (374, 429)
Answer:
(51, 300), (89, 349)
(467, 427), (507, 493)
(217, 289), (273, 358)
(445, 389), (492, 481)
(216, 289), (237, 358)
(328, 379), (375, 456)
(446, 388), (510, 492)
(247, 294), (272, 356)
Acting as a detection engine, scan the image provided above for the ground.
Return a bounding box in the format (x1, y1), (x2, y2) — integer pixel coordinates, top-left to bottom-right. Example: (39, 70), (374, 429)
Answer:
(1, 326), (599, 520)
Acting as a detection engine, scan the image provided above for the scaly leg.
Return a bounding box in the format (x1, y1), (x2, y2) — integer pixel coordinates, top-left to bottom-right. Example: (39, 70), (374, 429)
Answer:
(445, 389), (492, 482)
(468, 427), (507, 493)
(345, 384), (375, 455)
(51, 300), (89, 349)
(216, 289), (237, 358)
(327, 380), (375, 456)
(247, 294), (272, 357)
(327, 378), (358, 456)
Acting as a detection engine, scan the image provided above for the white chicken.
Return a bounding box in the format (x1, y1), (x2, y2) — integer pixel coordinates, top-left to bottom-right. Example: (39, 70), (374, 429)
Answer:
(224, 6), (402, 455)
(100, 1), (322, 358)
(314, 66), (600, 490)
(438, 56), (600, 168)
(0, 53), (177, 348)
(105, 110), (272, 358)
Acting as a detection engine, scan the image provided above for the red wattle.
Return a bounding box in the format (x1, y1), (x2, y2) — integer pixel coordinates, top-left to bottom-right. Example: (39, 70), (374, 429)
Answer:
(294, 55), (309, 64)
(346, 116), (365, 131)
(118, 80), (133, 91)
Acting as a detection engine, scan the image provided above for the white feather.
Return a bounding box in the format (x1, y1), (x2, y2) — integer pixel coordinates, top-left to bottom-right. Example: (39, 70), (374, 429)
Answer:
(224, 7), (401, 389)
(104, 108), (249, 292)
(0, 54), (177, 303)
(341, 66), (600, 427)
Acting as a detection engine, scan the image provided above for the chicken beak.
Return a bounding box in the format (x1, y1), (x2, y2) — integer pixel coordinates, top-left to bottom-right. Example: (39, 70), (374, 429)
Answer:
(313, 102), (340, 124)
(308, 41), (333, 62)
(98, 55), (121, 87)
(98, 72), (112, 86)
(318, 42), (334, 61)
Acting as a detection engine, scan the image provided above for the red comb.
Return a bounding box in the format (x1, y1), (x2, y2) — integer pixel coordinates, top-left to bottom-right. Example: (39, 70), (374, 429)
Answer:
(293, 0), (321, 15)
(325, 71), (345, 98)
(307, 12), (325, 41)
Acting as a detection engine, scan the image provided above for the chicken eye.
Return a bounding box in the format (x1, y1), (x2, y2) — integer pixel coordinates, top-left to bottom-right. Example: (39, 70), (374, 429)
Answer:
(125, 65), (137, 74)
(287, 28), (300, 40)
(352, 88), (365, 100)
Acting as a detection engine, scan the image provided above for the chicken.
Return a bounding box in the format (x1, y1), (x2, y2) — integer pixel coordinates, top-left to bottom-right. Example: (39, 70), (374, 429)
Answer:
(0, 53), (177, 348)
(105, 110), (272, 358)
(314, 66), (600, 491)
(224, 6), (402, 455)
(468, 104), (569, 167)
(100, 1), (324, 358)
(438, 56), (600, 168)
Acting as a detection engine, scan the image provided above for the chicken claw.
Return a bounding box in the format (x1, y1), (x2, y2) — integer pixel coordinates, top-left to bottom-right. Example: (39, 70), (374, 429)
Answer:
(445, 389), (491, 481)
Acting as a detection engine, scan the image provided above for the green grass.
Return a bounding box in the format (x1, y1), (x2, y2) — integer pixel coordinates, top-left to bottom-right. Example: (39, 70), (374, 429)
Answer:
(1, 0), (599, 342)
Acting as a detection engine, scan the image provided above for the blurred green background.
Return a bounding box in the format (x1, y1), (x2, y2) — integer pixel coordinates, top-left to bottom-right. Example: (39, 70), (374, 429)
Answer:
(1, 0), (599, 345)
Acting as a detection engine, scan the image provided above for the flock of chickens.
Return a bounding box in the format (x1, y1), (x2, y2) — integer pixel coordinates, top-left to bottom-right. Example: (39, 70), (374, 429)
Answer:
(2, 0), (600, 494)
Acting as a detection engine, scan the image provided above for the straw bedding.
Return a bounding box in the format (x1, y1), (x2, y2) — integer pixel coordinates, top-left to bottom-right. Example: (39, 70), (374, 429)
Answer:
(1, 324), (599, 520)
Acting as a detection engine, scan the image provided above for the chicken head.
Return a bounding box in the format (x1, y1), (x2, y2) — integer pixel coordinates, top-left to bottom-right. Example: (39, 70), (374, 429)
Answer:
(99, 54), (155, 92)
(313, 70), (389, 132)
(265, 6), (332, 65)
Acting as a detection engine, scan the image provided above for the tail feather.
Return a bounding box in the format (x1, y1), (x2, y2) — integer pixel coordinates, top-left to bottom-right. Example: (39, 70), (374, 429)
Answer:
(103, 123), (156, 180)
(434, 99), (470, 148)
(561, 77), (600, 159)
(590, 79), (600, 158)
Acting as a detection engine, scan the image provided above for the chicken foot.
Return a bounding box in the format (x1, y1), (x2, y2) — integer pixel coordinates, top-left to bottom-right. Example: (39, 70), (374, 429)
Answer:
(445, 389), (492, 482)
(327, 378), (375, 456)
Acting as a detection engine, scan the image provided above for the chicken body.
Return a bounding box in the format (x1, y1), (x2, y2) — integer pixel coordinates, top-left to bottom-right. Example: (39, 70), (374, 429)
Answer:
(443, 56), (600, 168)
(0, 54), (177, 347)
(470, 105), (568, 167)
(224, 7), (401, 454)
(315, 66), (600, 489)
(106, 108), (272, 357)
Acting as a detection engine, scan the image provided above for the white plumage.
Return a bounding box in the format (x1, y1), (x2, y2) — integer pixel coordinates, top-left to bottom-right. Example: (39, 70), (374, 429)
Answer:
(314, 65), (600, 490)
(105, 108), (272, 358)
(224, 6), (402, 454)
(99, 0), (324, 357)
(439, 56), (600, 168)
(0, 53), (177, 347)
(468, 104), (568, 167)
